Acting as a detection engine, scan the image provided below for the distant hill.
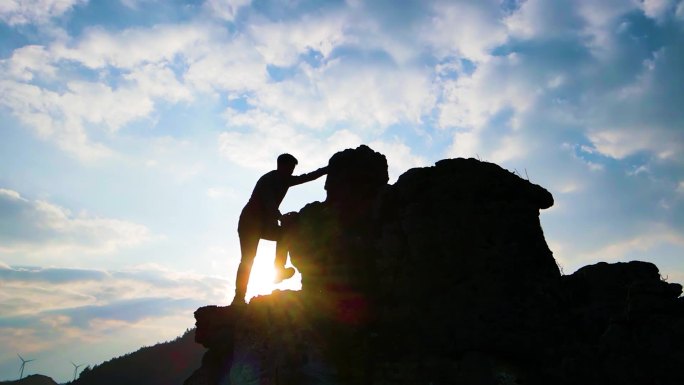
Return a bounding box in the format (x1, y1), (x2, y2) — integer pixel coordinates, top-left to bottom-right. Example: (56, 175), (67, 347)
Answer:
(72, 328), (204, 385)
(0, 374), (58, 385)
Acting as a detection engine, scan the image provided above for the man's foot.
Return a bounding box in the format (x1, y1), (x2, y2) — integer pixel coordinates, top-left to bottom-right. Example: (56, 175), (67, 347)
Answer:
(274, 267), (295, 283)
(231, 295), (246, 306)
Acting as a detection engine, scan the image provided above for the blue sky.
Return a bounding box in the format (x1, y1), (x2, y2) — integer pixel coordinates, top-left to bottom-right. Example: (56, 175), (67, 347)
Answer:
(1, 0), (683, 382)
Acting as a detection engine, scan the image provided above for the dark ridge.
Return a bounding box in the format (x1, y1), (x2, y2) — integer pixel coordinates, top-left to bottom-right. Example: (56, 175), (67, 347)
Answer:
(71, 329), (203, 385)
(0, 374), (58, 385)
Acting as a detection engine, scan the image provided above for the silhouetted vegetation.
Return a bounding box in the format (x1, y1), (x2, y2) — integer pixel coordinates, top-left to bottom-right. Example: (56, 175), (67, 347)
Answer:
(72, 329), (202, 385)
(0, 374), (57, 385)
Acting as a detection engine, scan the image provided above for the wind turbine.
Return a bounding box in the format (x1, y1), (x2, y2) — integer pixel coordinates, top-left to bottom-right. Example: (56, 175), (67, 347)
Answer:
(17, 354), (35, 379)
(71, 361), (84, 381)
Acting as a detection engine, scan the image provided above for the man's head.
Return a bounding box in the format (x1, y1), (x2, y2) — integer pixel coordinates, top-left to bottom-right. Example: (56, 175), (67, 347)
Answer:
(277, 153), (298, 175)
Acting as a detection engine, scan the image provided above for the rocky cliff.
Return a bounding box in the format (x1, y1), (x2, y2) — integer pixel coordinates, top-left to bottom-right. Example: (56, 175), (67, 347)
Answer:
(185, 145), (684, 385)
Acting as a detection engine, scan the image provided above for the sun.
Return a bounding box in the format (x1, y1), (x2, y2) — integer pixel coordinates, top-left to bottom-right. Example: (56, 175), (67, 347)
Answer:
(245, 240), (302, 302)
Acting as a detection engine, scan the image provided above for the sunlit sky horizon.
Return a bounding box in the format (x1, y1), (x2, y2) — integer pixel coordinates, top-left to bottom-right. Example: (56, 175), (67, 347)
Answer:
(1, 0), (683, 382)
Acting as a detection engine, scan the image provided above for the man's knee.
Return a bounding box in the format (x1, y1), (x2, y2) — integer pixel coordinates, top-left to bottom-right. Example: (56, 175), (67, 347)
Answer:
(261, 223), (282, 242)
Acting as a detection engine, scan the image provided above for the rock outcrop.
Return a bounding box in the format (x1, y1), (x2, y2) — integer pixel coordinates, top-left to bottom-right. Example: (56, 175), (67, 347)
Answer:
(185, 145), (684, 385)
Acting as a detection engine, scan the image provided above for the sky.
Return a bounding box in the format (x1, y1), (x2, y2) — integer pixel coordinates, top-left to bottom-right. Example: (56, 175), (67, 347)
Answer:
(0, 0), (683, 382)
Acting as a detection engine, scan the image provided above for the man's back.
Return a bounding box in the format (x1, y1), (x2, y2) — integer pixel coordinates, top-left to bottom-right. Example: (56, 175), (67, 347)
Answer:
(244, 170), (290, 222)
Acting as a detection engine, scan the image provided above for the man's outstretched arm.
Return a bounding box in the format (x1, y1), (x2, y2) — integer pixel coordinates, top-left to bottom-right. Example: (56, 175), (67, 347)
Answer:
(288, 166), (328, 187)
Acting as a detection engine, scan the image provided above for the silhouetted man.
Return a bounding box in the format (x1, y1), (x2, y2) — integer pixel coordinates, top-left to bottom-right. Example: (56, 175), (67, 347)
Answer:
(232, 153), (328, 305)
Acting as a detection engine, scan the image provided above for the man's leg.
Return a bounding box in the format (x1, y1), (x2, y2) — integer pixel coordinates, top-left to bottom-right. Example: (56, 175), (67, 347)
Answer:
(262, 220), (295, 283)
(233, 230), (259, 304)
(274, 235), (289, 271)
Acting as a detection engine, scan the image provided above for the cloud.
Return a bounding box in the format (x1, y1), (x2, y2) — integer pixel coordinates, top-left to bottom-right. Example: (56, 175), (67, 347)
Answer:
(0, 0), (86, 26)
(677, 1), (684, 19)
(0, 263), (226, 381)
(639, 0), (677, 20)
(183, 34), (268, 93)
(3, 45), (58, 81)
(367, 138), (428, 182)
(0, 188), (152, 260)
(246, 9), (346, 67)
(206, 187), (237, 200)
(422, 0), (508, 62)
(586, 127), (681, 161)
(437, 52), (536, 131)
(440, 0), (683, 165)
(583, 42), (684, 161)
(547, 223), (684, 280)
(222, 59), (436, 133)
(219, 124), (362, 171)
(0, 188), (25, 201)
(51, 23), (211, 70)
(0, 265), (109, 284)
(204, 0), (251, 21)
(0, 3), (439, 162)
(0, 25), (199, 159)
(0, 263), (229, 326)
(582, 227), (684, 262)
(426, 0), (684, 288)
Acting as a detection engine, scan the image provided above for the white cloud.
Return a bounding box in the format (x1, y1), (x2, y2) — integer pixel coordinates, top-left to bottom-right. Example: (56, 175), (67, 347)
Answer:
(218, 117), (425, 183)
(503, 0), (648, 63)
(448, 131), (481, 158)
(3, 45), (57, 81)
(247, 12), (346, 66)
(0, 0), (86, 26)
(1, 7), (440, 162)
(578, 226), (684, 263)
(423, 0), (507, 62)
(51, 23), (210, 69)
(138, 136), (210, 184)
(367, 138), (428, 182)
(204, 0), (251, 21)
(676, 181), (684, 193)
(119, 0), (159, 10)
(207, 187), (237, 200)
(0, 264), (229, 319)
(555, 180), (583, 194)
(488, 135), (527, 163)
(34, 200), (150, 248)
(0, 27), (197, 159)
(504, 0), (575, 40)
(0, 188), (25, 201)
(219, 123), (362, 171)
(586, 128), (678, 160)
(640, 0), (676, 20)
(124, 63), (193, 103)
(0, 263), (227, 382)
(62, 81), (155, 131)
(0, 79), (142, 160)
(251, 60), (435, 131)
(0, 189), (153, 259)
(447, 130), (526, 166)
(438, 53), (537, 130)
(183, 35), (268, 93)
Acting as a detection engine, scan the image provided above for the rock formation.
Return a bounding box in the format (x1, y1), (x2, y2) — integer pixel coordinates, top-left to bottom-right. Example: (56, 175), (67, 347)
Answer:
(185, 145), (684, 385)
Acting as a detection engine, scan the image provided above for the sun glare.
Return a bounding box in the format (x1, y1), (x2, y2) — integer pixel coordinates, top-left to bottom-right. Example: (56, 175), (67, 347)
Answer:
(245, 240), (302, 302)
